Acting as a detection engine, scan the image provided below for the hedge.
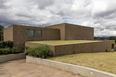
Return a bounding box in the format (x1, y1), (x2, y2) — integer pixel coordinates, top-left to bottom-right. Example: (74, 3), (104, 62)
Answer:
(25, 45), (53, 58)
(0, 47), (23, 55)
(106, 49), (115, 52)
(0, 41), (13, 48)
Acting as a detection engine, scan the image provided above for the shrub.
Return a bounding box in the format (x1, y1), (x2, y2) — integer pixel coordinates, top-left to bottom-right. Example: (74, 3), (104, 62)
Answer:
(0, 47), (22, 55)
(25, 45), (53, 58)
(6, 41), (13, 48)
(12, 47), (22, 54)
(106, 49), (115, 52)
(0, 41), (13, 48)
(0, 48), (11, 54)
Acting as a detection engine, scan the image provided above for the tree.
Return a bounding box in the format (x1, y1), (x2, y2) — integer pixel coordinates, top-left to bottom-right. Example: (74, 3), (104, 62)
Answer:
(0, 25), (4, 41)
(109, 36), (116, 43)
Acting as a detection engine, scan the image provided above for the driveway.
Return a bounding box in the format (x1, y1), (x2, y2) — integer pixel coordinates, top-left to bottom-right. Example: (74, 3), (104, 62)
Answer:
(0, 59), (82, 77)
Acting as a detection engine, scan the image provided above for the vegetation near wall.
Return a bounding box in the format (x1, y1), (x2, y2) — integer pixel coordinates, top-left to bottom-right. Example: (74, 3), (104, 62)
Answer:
(0, 41), (13, 48)
(109, 36), (116, 43)
(94, 36), (116, 43)
(106, 49), (115, 52)
(25, 45), (53, 58)
(0, 25), (4, 41)
(0, 41), (23, 55)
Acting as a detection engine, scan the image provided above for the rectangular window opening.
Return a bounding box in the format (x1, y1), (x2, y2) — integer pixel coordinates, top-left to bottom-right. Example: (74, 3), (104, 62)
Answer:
(26, 29), (42, 37)
(112, 44), (114, 49)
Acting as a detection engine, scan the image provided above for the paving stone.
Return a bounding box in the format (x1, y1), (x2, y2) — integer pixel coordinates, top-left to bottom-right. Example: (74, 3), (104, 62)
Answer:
(0, 59), (82, 77)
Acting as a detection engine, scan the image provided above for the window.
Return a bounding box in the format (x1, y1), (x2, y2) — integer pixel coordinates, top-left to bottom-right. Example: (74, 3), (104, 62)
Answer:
(26, 29), (42, 37)
(35, 30), (42, 37)
(26, 30), (34, 37)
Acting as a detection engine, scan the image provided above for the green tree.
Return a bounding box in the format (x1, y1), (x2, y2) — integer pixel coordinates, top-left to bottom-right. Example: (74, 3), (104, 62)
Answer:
(109, 36), (116, 43)
(0, 25), (4, 41)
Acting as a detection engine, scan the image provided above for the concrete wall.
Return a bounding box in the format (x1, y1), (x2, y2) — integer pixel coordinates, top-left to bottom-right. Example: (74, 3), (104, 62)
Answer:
(4, 25), (60, 48)
(25, 40), (115, 56)
(26, 56), (116, 77)
(0, 53), (26, 63)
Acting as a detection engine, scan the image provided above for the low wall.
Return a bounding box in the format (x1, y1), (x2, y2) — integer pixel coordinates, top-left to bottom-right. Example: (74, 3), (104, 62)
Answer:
(25, 40), (115, 56)
(26, 56), (116, 77)
(0, 53), (26, 63)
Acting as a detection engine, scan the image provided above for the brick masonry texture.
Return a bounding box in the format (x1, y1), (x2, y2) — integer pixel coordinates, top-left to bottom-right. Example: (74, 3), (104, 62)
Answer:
(4, 25), (60, 48)
(25, 40), (115, 56)
(46, 23), (94, 40)
(4, 23), (115, 56)
(4, 23), (94, 48)
(4, 26), (13, 41)
(46, 23), (65, 40)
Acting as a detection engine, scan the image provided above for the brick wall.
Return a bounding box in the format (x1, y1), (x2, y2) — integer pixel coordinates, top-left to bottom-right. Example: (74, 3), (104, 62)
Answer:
(25, 40), (115, 56)
(46, 23), (94, 40)
(4, 25), (60, 48)
(46, 23), (65, 40)
(65, 23), (94, 40)
(4, 26), (13, 41)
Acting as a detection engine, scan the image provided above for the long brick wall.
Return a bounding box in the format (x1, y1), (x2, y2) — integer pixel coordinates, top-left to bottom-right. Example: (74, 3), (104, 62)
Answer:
(46, 23), (94, 40)
(65, 23), (94, 40)
(4, 25), (60, 48)
(25, 40), (115, 56)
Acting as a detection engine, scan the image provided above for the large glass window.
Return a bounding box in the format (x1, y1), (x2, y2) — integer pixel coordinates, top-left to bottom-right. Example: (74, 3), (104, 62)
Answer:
(35, 30), (42, 37)
(26, 30), (34, 37)
(26, 29), (42, 37)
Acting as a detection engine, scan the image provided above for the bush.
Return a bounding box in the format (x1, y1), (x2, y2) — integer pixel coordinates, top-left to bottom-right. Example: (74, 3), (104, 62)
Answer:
(106, 49), (115, 52)
(6, 41), (13, 48)
(25, 45), (53, 58)
(0, 41), (13, 48)
(0, 47), (22, 55)
(12, 47), (22, 54)
(0, 48), (11, 54)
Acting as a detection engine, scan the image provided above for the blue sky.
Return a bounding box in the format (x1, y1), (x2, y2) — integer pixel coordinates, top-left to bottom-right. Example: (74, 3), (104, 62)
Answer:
(0, 0), (116, 36)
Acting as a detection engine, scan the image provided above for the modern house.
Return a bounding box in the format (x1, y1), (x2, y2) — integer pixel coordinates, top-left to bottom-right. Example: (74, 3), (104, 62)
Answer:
(4, 23), (94, 48)
(4, 23), (115, 56)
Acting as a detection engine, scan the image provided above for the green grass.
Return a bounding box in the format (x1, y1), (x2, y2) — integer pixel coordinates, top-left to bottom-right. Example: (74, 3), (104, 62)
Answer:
(29, 40), (100, 45)
(48, 52), (116, 74)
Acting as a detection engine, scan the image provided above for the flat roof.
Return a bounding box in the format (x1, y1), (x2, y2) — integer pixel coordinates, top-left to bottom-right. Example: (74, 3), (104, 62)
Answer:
(46, 23), (94, 29)
(27, 40), (101, 45)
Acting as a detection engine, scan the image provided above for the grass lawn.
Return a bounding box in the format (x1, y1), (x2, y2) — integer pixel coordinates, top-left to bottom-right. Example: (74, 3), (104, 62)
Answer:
(30, 40), (100, 45)
(48, 52), (116, 74)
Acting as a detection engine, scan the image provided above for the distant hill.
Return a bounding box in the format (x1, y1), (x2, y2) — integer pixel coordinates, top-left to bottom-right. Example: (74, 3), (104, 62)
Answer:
(94, 36), (116, 43)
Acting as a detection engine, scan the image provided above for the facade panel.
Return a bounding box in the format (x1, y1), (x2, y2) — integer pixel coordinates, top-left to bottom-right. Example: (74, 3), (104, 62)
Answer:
(65, 23), (94, 40)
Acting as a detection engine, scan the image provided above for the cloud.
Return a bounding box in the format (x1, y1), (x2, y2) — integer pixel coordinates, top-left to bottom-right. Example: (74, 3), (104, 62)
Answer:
(91, 0), (116, 17)
(0, 0), (116, 36)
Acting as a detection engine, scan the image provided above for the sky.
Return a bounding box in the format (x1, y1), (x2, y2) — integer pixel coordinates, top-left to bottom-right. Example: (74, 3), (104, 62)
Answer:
(0, 0), (116, 36)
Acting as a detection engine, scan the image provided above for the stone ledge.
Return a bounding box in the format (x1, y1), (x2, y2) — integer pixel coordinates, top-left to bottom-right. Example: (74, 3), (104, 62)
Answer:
(26, 56), (116, 77)
(0, 53), (26, 63)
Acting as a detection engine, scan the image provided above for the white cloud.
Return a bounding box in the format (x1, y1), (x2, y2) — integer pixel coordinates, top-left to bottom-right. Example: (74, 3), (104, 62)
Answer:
(91, 0), (116, 17)
(0, 0), (116, 36)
